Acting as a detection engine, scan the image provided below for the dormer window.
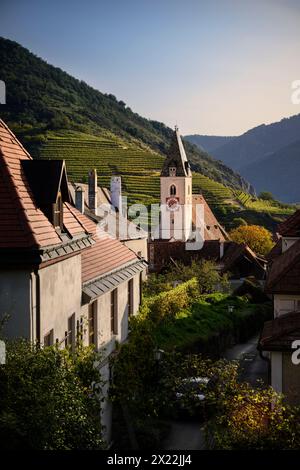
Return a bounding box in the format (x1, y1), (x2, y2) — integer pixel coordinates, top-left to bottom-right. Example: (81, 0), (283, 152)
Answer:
(170, 185), (176, 196)
(169, 167), (176, 177)
(53, 192), (63, 230)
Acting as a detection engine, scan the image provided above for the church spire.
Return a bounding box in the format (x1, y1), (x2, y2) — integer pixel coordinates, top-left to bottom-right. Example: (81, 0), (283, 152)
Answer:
(161, 126), (191, 177)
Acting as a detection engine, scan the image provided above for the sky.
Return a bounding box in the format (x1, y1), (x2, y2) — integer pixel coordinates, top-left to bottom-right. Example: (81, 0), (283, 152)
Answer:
(1, 0), (300, 135)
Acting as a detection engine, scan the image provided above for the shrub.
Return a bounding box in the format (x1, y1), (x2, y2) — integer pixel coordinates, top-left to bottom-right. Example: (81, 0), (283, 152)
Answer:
(234, 277), (269, 303)
(0, 340), (104, 450)
(212, 382), (300, 450)
(146, 278), (199, 323)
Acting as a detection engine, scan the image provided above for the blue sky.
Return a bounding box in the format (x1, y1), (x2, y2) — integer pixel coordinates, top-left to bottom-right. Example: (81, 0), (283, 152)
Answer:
(1, 0), (300, 135)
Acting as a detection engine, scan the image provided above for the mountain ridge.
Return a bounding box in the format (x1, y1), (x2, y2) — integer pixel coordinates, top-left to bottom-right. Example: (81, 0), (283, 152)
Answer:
(187, 114), (300, 202)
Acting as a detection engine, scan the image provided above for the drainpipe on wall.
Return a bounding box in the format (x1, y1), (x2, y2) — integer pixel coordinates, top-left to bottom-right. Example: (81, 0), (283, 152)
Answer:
(35, 269), (41, 344)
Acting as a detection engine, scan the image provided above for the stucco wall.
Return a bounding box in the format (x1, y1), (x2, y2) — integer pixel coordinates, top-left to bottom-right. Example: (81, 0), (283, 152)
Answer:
(0, 269), (32, 339)
(82, 271), (142, 445)
(274, 294), (300, 318)
(39, 254), (82, 344)
(124, 238), (148, 263)
(282, 352), (300, 405)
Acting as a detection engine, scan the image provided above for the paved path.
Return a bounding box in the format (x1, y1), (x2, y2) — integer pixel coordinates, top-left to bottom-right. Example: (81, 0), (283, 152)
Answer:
(162, 334), (268, 449)
(222, 334), (269, 387)
(163, 420), (206, 450)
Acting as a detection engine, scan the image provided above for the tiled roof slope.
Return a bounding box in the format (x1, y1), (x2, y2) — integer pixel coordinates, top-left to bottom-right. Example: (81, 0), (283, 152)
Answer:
(0, 119), (61, 248)
(70, 205), (138, 283)
(277, 210), (300, 237)
(192, 195), (228, 242)
(259, 311), (300, 351)
(265, 238), (300, 293)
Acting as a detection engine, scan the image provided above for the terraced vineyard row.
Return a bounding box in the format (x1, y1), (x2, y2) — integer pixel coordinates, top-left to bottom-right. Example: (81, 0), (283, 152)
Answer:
(37, 133), (293, 230)
(234, 190), (294, 215)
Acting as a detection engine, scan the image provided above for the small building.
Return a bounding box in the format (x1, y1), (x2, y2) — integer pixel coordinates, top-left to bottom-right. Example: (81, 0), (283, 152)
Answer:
(259, 210), (300, 405)
(0, 119), (147, 443)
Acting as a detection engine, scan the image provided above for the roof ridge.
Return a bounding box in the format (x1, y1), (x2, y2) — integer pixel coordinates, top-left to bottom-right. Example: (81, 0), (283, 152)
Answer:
(0, 151), (40, 247)
(0, 119), (32, 159)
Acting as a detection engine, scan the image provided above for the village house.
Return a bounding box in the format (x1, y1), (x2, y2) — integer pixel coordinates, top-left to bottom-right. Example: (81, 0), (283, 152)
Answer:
(68, 172), (148, 262)
(0, 119), (147, 443)
(259, 210), (300, 405)
(149, 127), (266, 282)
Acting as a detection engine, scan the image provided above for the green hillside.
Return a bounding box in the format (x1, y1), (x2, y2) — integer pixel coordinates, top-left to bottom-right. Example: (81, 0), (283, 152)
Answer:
(35, 130), (294, 231)
(0, 37), (295, 231)
(0, 37), (251, 192)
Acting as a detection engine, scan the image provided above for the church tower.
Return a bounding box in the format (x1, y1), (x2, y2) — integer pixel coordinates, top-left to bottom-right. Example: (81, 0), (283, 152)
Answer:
(160, 126), (193, 241)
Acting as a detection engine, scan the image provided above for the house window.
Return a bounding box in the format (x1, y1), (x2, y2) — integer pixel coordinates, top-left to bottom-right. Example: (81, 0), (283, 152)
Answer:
(169, 167), (176, 177)
(66, 313), (75, 350)
(128, 279), (134, 316)
(76, 317), (84, 345)
(188, 185), (190, 195)
(53, 192), (63, 230)
(44, 329), (54, 347)
(170, 185), (176, 196)
(110, 289), (118, 335)
(88, 301), (97, 346)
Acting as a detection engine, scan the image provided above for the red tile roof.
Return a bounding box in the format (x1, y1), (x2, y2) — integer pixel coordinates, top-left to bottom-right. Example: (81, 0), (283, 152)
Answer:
(265, 238), (300, 293)
(0, 119), (62, 248)
(69, 205), (138, 283)
(192, 195), (228, 242)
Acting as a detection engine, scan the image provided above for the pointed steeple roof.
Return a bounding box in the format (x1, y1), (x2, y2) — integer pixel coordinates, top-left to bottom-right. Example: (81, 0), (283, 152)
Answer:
(161, 126), (192, 177)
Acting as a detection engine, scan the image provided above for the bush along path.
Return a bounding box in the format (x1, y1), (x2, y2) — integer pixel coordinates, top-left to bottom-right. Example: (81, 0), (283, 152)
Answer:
(110, 277), (273, 449)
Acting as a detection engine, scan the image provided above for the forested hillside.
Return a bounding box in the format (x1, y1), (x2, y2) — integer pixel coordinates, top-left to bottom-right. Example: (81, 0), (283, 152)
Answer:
(0, 37), (251, 192)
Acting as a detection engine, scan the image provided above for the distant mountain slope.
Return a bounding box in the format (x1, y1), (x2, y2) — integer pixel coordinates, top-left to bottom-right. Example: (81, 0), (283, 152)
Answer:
(212, 114), (300, 171)
(184, 134), (235, 153)
(0, 37), (251, 192)
(242, 140), (300, 203)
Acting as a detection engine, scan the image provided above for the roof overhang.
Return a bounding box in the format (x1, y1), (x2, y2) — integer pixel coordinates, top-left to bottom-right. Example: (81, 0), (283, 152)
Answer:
(82, 259), (148, 303)
(0, 233), (94, 268)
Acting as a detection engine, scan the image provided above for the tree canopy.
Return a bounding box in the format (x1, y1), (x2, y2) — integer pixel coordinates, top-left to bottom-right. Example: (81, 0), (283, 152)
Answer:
(229, 224), (274, 256)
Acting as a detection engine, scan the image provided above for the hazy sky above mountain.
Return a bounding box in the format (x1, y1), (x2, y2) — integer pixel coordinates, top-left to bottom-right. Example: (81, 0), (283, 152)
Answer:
(1, 0), (300, 135)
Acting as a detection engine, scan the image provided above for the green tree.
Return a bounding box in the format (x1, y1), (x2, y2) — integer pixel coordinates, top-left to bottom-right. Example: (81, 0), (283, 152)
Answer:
(212, 380), (300, 450)
(166, 260), (229, 294)
(229, 224), (274, 256)
(0, 340), (104, 450)
(259, 191), (276, 201)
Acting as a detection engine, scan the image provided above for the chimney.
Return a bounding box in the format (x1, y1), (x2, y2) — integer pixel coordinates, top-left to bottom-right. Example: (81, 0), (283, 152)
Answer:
(88, 169), (98, 214)
(220, 241), (224, 259)
(75, 186), (84, 213)
(110, 176), (122, 213)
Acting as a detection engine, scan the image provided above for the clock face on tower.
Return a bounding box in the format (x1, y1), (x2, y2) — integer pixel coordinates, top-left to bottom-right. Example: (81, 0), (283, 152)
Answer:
(166, 197), (179, 211)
